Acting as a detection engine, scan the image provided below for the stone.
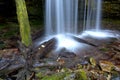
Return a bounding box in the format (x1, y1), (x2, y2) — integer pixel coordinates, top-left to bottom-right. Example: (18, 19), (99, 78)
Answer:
(99, 60), (114, 72)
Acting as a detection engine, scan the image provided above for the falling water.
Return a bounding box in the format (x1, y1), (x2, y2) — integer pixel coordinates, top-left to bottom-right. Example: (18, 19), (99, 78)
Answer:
(45, 0), (102, 36)
(45, 0), (78, 36)
(96, 0), (102, 30)
(45, 0), (103, 50)
(83, 0), (102, 30)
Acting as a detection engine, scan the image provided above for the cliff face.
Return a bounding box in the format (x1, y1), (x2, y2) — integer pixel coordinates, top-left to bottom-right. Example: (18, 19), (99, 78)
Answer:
(102, 0), (120, 19)
(0, 0), (16, 17)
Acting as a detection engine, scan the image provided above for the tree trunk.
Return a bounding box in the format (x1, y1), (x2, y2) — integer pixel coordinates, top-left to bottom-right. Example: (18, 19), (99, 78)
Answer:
(15, 0), (32, 47)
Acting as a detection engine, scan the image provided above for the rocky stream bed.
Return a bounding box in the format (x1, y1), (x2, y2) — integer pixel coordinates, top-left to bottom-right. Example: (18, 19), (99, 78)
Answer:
(0, 30), (120, 80)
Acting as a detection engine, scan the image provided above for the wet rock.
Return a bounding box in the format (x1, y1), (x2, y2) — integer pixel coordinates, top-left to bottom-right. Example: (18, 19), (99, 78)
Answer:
(57, 57), (65, 65)
(89, 70), (100, 80)
(59, 52), (76, 58)
(114, 65), (120, 72)
(89, 57), (96, 67)
(36, 38), (57, 59)
(79, 59), (89, 66)
(112, 77), (120, 80)
(0, 59), (11, 70)
(98, 74), (108, 80)
(0, 48), (19, 59)
(99, 60), (114, 72)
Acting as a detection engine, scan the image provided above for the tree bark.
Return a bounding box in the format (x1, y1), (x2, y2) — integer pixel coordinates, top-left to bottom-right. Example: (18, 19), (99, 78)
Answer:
(15, 0), (32, 47)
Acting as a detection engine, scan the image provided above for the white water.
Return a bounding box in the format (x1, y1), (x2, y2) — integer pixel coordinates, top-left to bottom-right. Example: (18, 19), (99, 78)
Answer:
(44, 0), (105, 51)
(45, 0), (78, 36)
(45, 0), (102, 36)
(83, 0), (102, 30)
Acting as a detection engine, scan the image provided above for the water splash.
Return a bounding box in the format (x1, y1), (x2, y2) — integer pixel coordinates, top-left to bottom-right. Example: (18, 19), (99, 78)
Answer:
(55, 34), (81, 51)
(81, 30), (116, 38)
(45, 0), (105, 50)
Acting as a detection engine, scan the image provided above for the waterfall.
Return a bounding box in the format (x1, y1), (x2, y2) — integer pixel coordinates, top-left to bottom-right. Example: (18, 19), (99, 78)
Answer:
(96, 0), (102, 30)
(45, 0), (79, 36)
(44, 0), (103, 50)
(45, 0), (102, 36)
(83, 0), (102, 31)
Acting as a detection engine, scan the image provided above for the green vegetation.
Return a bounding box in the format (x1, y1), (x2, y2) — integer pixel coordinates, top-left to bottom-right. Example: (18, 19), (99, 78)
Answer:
(102, 1), (120, 19)
(41, 72), (69, 80)
(30, 20), (44, 30)
(75, 69), (88, 80)
(15, 0), (32, 47)
(102, 19), (120, 30)
(36, 69), (88, 80)
(0, 23), (19, 39)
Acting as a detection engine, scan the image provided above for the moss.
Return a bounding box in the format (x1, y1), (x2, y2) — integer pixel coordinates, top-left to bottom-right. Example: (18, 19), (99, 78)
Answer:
(75, 69), (88, 80)
(99, 48), (109, 52)
(90, 57), (96, 67)
(36, 72), (70, 80)
(43, 72), (69, 80)
(15, 0), (32, 47)
(36, 72), (43, 79)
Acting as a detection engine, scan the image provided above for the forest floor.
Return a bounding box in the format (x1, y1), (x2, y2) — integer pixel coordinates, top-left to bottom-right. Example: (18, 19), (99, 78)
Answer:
(0, 19), (120, 80)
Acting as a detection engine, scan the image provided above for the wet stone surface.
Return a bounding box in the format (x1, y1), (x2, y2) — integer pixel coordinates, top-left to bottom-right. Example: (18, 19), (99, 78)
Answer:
(0, 31), (120, 80)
